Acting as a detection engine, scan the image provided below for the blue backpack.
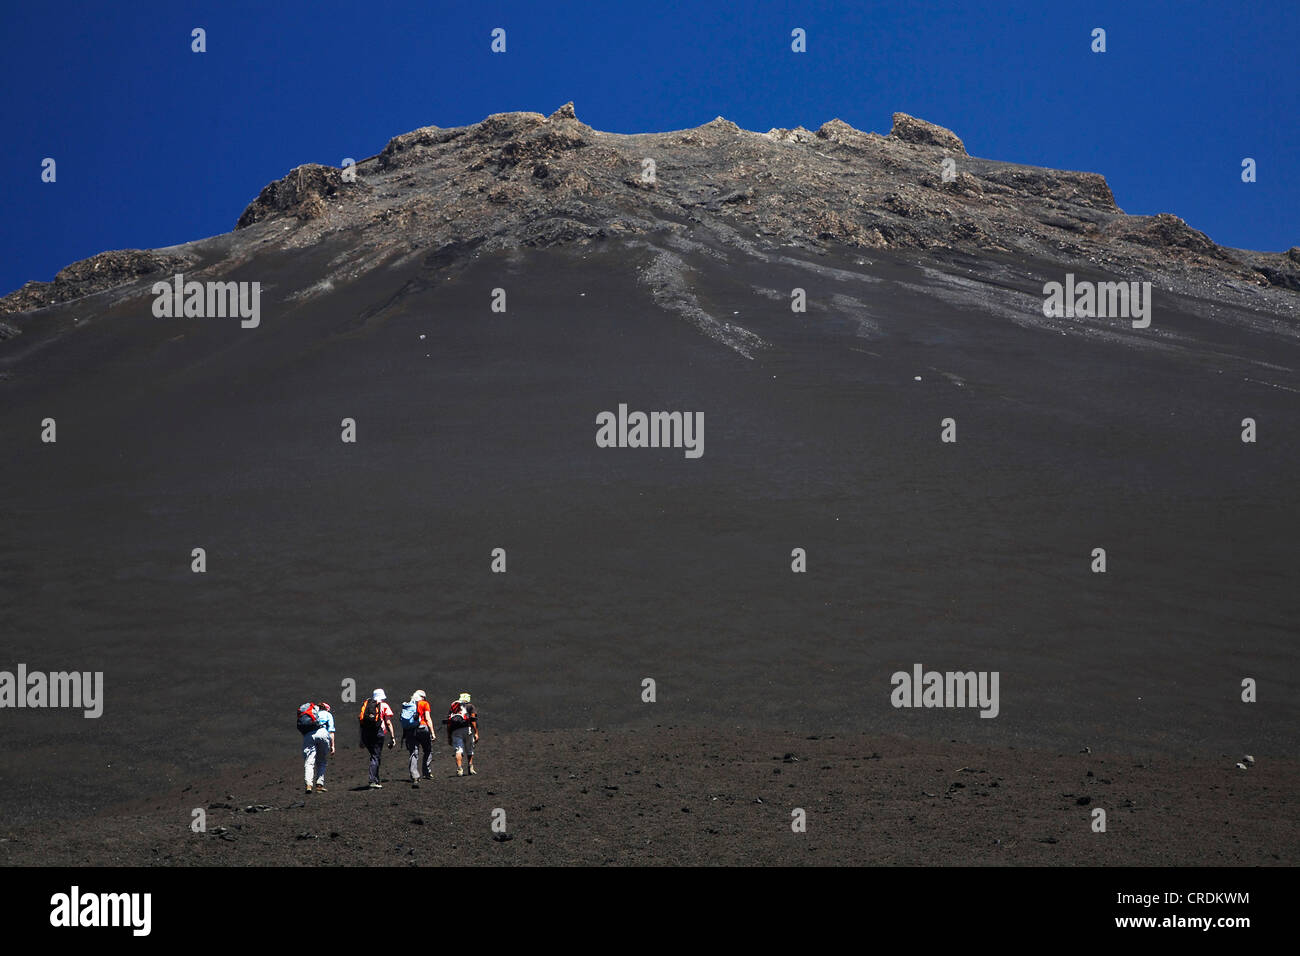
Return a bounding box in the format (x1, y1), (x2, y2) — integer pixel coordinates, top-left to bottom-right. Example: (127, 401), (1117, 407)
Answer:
(400, 700), (420, 730)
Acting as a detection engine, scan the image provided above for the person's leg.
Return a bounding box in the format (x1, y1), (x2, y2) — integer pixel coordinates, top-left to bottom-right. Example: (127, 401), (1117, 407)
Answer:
(315, 737), (329, 788)
(406, 730), (421, 785)
(466, 731), (476, 774)
(420, 729), (433, 777)
(303, 735), (316, 790)
(368, 735), (383, 785)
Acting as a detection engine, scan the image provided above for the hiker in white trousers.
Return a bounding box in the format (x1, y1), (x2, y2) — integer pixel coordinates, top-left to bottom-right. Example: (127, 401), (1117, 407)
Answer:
(303, 702), (336, 792)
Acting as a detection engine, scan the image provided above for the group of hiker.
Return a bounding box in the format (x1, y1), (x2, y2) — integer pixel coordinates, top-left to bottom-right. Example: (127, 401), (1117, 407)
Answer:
(296, 689), (478, 792)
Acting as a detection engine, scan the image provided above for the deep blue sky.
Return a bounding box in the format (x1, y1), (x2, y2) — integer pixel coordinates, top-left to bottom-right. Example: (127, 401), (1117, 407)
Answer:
(2, 0), (1296, 295)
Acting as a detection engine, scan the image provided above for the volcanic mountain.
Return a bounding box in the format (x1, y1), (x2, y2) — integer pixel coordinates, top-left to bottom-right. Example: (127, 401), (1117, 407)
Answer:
(1, 105), (1296, 866)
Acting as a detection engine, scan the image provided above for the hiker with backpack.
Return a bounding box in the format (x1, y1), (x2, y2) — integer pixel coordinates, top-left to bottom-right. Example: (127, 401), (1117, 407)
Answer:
(443, 692), (478, 776)
(359, 689), (396, 789)
(400, 690), (436, 788)
(297, 701), (335, 793)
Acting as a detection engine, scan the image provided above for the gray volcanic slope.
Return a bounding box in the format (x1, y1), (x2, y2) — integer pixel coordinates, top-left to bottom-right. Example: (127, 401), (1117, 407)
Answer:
(0, 106), (1297, 832)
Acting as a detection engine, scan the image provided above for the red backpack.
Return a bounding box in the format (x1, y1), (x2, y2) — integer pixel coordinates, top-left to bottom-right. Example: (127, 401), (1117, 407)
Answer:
(296, 702), (319, 734)
(446, 702), (470, 730)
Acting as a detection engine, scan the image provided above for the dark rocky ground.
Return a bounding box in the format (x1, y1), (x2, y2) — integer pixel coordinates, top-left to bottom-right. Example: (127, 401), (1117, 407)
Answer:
(1, 107), (1296, 867)
(3, 729), (1294, 866)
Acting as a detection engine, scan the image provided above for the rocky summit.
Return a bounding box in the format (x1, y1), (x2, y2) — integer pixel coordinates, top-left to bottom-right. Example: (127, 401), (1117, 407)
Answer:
(3, 104), (1297, 318)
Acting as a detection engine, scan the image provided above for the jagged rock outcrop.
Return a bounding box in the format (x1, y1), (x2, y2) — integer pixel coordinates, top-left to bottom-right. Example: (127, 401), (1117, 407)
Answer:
(1115, 212), (1222, 256)
(980, 167), (1117, 211)
(815, 118), (880, 149)
(3, 102), (1297, 316)
(888, 112), (967, 154)
(0, 249), (191, 316)
(765, 126), (817, 145)
(235, 163), (366, 229)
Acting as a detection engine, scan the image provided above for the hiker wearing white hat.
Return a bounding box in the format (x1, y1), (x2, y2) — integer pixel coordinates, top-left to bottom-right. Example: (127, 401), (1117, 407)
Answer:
(358, 688), (396, 788)
(443, 692), (479, 776)
(399, 689), (436, 787)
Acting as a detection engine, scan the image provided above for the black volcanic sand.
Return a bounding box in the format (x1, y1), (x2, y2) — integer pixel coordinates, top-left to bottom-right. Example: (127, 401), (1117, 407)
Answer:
(1, 730), (1294, 866)
(1, 240), (1297, 862)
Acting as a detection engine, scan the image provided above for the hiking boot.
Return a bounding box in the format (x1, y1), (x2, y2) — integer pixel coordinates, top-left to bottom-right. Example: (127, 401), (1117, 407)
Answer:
(306, 784), (314, 793)
(368, 782), (383, 789)
(315, 784), (327, 792)
(456, 768), (464, 777)
(411, 780), (419, 789)
(468, 766), (477, 775)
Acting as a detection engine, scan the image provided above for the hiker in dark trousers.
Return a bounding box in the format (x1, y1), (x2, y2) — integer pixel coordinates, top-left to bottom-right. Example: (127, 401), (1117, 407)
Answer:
(401, 690), (436, 788)
(444, 692), (479, 776)
(359, 689), (396, 789)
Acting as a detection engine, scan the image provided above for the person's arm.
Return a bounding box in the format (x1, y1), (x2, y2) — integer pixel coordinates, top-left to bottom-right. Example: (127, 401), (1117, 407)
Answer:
(329, 729), (336, 754)
(385, 708), (396, 746)
(471, 712), (479, 741)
